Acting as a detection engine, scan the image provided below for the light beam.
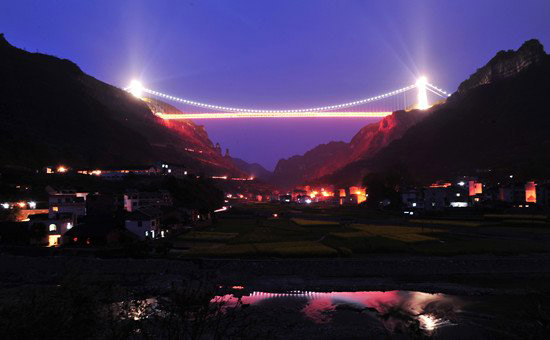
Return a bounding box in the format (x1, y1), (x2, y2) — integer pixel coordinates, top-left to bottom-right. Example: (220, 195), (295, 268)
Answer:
(128, 80), (144, 98)
(416, 76), (429, 110)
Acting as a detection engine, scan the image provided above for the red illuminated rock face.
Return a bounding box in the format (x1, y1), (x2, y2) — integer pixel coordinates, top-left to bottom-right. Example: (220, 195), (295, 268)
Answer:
(271, 109), (427, 188)
(143, 98), (244, 175)
(0, 33), (243, 176)
(348, 110), (426, 161)
(325, 39), (550, 186)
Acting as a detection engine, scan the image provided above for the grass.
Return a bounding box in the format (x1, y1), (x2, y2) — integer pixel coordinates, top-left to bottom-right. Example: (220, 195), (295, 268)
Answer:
(185, 240), (337, 257)
(351, 224), (444, 235)
(484, 214), (548, 220)
(291, 218), (340, 226)
(412, 237), (550, 255)
(255, 241), (337, 257)
(178, 231), (238, 242)
(177, 205), (550, 257)
(502, 219), (549, 225)
(210, 218), (259, 233)
(409, 219), (482, 227)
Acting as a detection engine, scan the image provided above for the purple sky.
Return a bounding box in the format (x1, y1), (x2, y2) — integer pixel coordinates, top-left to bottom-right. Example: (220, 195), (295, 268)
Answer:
(2, 0), (550, 170)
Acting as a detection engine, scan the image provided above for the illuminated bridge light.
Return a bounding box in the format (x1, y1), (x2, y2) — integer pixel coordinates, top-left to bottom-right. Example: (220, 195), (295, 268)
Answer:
(416, 76), (429, 110)
(128, 80), (144, 98)
(139, 84), (419, 113)
(126, 79), (452, 119)
(155, 112), (393, 119)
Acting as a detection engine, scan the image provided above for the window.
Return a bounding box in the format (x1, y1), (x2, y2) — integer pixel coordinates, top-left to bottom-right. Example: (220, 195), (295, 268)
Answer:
(49, 224), (57, 231)
(48, 235), (61, 247)
(52, 206), (59, 212)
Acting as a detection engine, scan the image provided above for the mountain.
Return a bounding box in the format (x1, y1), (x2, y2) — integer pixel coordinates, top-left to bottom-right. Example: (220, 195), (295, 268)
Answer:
(230, 157), (273, 182)
(0, 33), (242, 175)
(271, 109), (427, 188)
(326, 39), (550, 186)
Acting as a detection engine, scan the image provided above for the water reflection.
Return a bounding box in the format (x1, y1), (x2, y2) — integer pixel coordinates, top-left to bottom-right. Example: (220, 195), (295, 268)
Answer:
(214, 289), (458, 335)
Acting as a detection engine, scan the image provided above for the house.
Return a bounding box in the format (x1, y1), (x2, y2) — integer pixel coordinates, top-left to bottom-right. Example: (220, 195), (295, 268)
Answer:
(296, 195), (312, 204)
(342, 194), (363, 205)
(28, 213), (75, 246)
(48, 193), (86, 220)
(280, 194), (292, 203)
(498, 183), (528, 205)
(423, 183), (469, 210)
(124, 206), (164, 239)
(123, 190), (172, 212)
(154, 162), (188, 177)
(86, 192), (122, 216)
(63, 218), (136, 246)
(401, 188), (424, 209)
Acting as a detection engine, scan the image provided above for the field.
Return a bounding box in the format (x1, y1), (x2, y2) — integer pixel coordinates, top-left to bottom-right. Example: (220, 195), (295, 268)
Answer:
(166, 203), (550, 258)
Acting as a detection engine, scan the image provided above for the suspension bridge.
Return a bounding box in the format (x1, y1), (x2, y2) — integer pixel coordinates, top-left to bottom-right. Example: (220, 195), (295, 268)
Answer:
(125, 76), (451, 119)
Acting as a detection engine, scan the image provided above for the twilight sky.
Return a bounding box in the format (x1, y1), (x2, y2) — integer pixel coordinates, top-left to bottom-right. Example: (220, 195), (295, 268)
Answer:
(2, 0), (550, 170)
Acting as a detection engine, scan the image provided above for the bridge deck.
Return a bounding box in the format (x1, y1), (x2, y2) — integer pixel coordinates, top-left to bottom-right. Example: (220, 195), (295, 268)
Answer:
(155, 112), (393, 119)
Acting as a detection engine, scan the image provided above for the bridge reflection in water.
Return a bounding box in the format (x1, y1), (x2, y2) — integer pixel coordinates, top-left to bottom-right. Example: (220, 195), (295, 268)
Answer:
(213, 289), (457, 334)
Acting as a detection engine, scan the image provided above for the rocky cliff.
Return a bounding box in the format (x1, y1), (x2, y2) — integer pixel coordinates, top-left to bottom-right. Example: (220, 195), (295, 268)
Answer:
(0, 33), (242, 176)
(458, 39), (546, 93)
(325, 39), (550, 186)
(271, 109), (427, 188)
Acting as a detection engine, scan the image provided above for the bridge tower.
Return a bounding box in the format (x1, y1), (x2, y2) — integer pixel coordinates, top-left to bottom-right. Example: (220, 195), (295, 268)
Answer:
(416, 76), (429, 110)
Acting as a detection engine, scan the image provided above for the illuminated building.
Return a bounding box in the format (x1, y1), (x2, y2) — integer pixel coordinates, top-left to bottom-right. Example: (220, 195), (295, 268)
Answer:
(28, 213), (74, 247)
(468, 181), (483, 196)
(349, 187), (367, 204)
(525, 181), (537, 203)
(498, 183), (534, 205)
(123, 190), (172, 212)
(424, 184), (468, 210)
(296, 195), (312, 204)
(48, 193), (86, 219)
(124, 206), (163, 240)
(401, 189), (423, 209)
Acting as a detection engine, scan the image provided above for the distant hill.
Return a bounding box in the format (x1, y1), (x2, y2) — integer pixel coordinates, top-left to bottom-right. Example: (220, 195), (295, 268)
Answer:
(325, 39), (550, 186)
(0, 33), (242, 175)
(230, 157), (273, 182)
(271, 109), (427, 189)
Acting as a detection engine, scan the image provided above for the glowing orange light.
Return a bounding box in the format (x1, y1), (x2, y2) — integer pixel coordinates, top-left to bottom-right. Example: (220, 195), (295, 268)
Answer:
(57, 166), (67, 173)
(155, 112), (392, 120)
(48, 235), (61, 247)
(468, 181), (482, 196)
(525, 181), (537, 203)
(430, 182), (452, 188)
(17, 201), (26, 208)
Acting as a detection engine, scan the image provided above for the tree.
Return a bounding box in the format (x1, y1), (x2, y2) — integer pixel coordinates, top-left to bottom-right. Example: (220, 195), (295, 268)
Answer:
(363, 166), (412, 208)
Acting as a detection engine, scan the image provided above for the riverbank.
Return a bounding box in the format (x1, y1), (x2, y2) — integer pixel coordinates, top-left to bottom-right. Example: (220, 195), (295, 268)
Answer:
(2, 253), (550, 295)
